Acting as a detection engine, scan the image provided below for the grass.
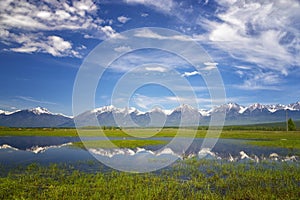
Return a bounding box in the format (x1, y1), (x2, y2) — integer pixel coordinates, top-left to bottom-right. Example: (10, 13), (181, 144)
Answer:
(72, 139), (167, 149)
(247, 139), (300, 150)
(0, 159), (299, 199)
(0, 127), (79, 137)
(1, 127), (300, 149)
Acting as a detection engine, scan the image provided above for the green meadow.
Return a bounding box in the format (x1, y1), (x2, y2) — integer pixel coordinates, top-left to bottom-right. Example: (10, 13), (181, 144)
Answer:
(1, 126), (299, 149)
(0, 159), (299, 200)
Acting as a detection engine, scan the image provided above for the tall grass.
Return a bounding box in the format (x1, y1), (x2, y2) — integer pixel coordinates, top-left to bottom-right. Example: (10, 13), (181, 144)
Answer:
(0, 159), (299, 199)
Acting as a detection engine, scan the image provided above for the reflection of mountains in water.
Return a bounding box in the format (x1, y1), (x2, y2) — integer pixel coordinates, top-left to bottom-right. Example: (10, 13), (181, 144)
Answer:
(0, 143), (298, 163)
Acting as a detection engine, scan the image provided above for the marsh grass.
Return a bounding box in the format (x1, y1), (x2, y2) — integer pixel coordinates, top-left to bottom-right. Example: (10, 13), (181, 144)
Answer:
(246, 138), (300, 150)
(1, 127), (300, 149)
(0, 159), (299, 200)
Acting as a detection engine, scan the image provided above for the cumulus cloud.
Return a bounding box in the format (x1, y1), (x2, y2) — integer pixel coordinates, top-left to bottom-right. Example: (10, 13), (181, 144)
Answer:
(117, 16), (131, 23)
(10, 35), (80, 57)
(0, 0), (118, 57)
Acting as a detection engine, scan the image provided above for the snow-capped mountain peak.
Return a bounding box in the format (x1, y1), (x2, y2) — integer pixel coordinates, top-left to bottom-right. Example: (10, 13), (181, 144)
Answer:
(247, 103), (266, 112)
(149, 107), (172, 115)
(91, 105), (117, 114)
(29, 107), (51, 115)
(150, 106), (164, 113)
(289, 102), (300, 110)
(174, 104), (197, 112)
(120, 107), (145, 115)
(212, 103), (245, 113)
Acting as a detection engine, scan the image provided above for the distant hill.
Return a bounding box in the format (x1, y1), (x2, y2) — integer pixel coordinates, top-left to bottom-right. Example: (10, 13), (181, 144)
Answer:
(0, 102), (300, 127)
(0, 107), (73, 127)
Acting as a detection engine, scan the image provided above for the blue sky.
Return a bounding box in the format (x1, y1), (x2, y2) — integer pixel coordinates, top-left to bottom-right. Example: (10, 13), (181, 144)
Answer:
(0, 0), (299, 115)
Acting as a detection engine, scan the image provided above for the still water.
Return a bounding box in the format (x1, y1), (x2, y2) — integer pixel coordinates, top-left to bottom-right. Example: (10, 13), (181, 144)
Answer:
(0, 136), (298, 167)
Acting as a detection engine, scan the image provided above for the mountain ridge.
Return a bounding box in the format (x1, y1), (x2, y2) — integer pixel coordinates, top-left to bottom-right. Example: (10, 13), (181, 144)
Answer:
(1, 101), (300, 127)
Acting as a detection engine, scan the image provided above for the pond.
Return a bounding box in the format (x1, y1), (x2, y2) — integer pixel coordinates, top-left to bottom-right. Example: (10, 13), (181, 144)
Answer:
(0, 136), (298, 172)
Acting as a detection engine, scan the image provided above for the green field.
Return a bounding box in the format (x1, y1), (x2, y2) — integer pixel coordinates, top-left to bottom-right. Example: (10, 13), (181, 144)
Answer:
(0, 159), (299, 200)
(1, 127), (300, 149)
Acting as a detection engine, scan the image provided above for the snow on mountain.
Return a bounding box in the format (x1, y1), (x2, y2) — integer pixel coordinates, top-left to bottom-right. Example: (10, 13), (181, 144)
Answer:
(211, 103), (245, 114)
(247, 103), (267, 112)
(29, 107), (52, 115)
(0, 109), (19, 115)
(199, 109), (211, 117)
(91, 105), (118, 114)
(288, 102), (300, 110)
(266, 104), (289, 113)
(91, 105), (145, 116)
(0, 107), (71, 118)
(149, 107), (171, 115)
(119, 107), (145, 115)
(238, 107), (247, 114)
(28, 107), (73, 118)
(173, 104), (198, 113)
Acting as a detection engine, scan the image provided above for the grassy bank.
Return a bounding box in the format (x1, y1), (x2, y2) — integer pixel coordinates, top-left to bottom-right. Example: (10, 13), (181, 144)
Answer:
(1, 127), (299, 138)
(1, 127), (300, 149)
(0, 160), (299, 200)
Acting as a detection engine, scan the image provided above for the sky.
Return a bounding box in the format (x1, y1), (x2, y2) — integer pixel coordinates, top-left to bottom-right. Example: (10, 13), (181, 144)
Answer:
(0, 0), (299, 115)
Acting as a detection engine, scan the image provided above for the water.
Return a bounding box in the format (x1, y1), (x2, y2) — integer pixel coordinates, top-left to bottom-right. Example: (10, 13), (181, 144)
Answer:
(0, 136), (298, 172)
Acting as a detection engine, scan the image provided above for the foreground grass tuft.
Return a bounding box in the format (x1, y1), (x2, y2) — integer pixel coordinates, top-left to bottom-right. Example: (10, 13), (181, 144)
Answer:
(0, 160), (299, 200)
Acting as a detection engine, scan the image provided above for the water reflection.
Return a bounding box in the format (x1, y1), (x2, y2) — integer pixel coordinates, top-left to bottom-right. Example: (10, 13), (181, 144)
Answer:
(0, 136), (298, 171)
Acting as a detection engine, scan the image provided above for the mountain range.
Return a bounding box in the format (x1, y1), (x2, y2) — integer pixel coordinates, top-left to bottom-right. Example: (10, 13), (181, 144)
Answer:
(1, 102), (300, 127)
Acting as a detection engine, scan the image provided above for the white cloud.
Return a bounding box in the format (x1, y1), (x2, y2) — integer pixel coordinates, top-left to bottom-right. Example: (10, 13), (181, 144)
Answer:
(132, 94), (183, 110)
(0, 0), (118, 57)
(114, 46), (132, 53)
(233, 70), (282, 91)
(182, 71), (200, 77)
(125, 0), (174, 12)
(234, 66), (251, 70)
(0, 0), (100, 31)
(110, 50), (191, 72)
(145, 66), (167, 72)
(10, 35), (80, 57)
(134, 29), (192, 41)
(204, 62), (218, 66)
(141, 13), (149, 17)
(17, 96), (57, 105)
(11, 46), (38, 53)
(117, 16), (131, 23)
(131, 93), (232, 110)
(100, 26), (125, 39)
(181, 63), (217, 76)
(196, 0), (300, 76)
